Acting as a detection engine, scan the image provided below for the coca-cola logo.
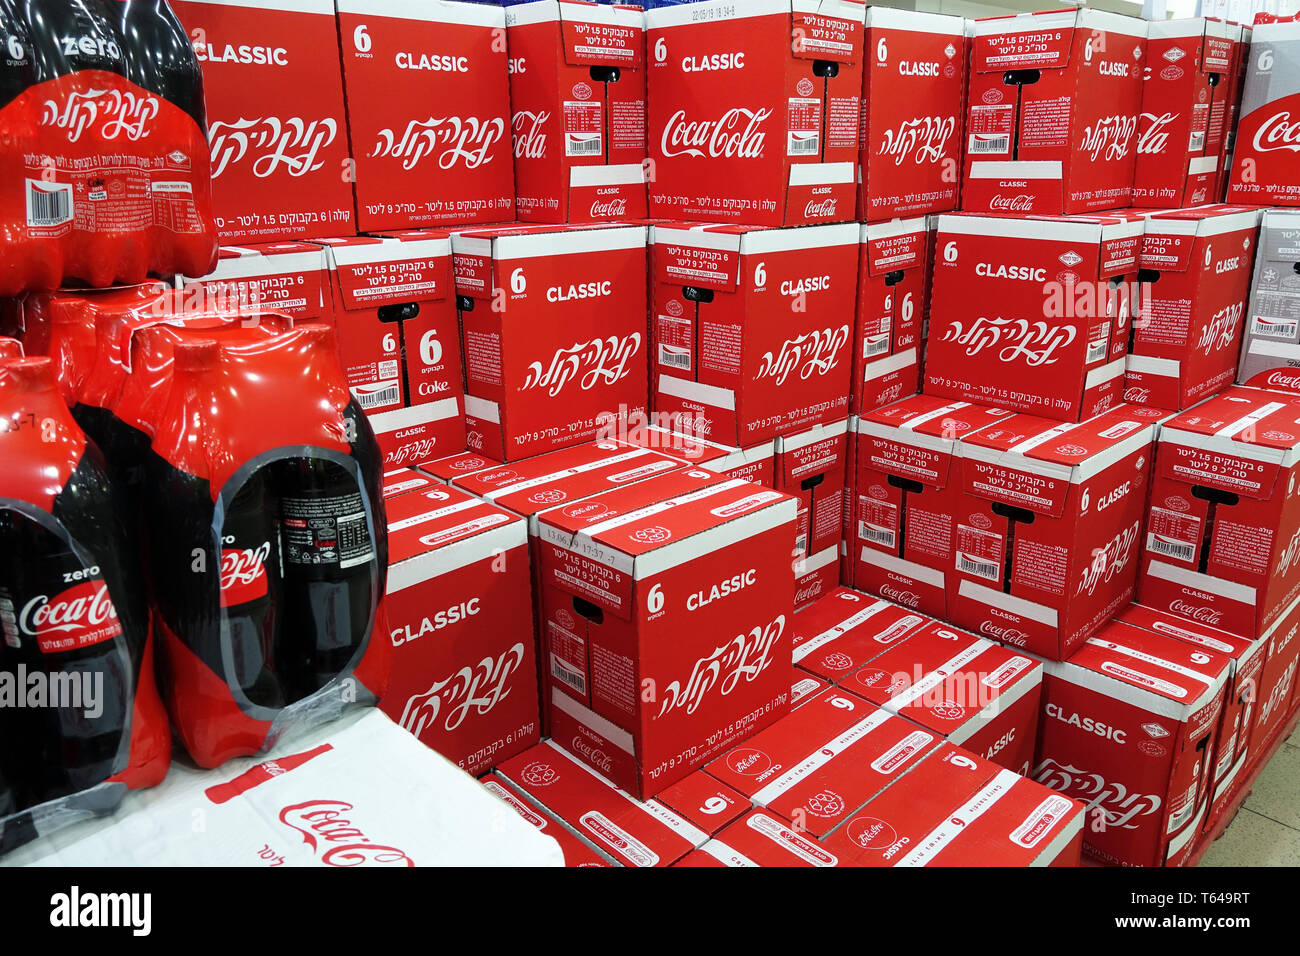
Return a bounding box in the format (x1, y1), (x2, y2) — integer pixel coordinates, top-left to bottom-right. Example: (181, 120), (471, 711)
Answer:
(879, 584), (920, 608)
(512, 110), (548, 159)
(220, 543), (270, 606)
(561, 502), (610, 520)
(940, 316), (1077, 367)
(754, 326), (850, 386)
(1251, 111), (1300, 154)
(42, 88), (159, 143)
(208, 116), (338, 179)
(1078, 115), (1137, 162)
(805, 198), (839, 219)
(1196, 303), (1243, 354)
(1076, 520), (1140, 597)
(657, 615), (784, 718)
(386, 437), (440, 468)
(19, 581), (121, 651)
(521, 333), (642, 397)
(979, 621), (1028, 646)
(877, 116), (956, 167)
(660, 107), (771, 160)
(278, 800), (414, 866)
(568, 735), (613, 774)
(590, 197), (628, 218)
(371, 115), (506, 171)
(1279, 527), (1300, 576)
(989, 194), (1034, 212)
(1125, 385), (1152, 403)
(1035, 759), (1161, 831)
(398, 643), (527, 736)
(1169, 601), (1223, 626)
(1263, 371), (1300, 393)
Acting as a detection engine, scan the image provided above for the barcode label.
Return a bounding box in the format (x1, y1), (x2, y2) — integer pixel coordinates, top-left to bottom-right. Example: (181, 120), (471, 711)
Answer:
(859, 523), (896, 549)
(788, 131), (820, 156)
(957, 553), (1000, 582)
(863, 335), (890, 359)
(551, 657), (587, 695)
(1148, 535), (1195, 562)
(1087, 337), (1109, 363)
(659, 345), (692, 370)
(969, 135), (1010, 154)
(567, 134), (603, 157)
(26, 180), (73, 227)
(354, 386), (400, 410)
(794, 534), (808, 557)
(1189, 131), (1205, 151)
(1252, 317), (1298, 339)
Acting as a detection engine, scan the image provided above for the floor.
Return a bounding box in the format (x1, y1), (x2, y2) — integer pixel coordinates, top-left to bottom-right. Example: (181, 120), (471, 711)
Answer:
(1200, 727), (1300, 867)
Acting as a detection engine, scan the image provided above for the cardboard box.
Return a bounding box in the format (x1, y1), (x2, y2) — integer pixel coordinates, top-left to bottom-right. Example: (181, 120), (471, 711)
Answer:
(506, 0), (648, 223)
(961, 9), (1147, 215)
(482, 775), (613, 866)
(1216, 23), (1252, 203)
(791, 588), (928, 682)
(170, 0), (355, 242)
(859, 8), (966, 221)
(838, 619), (1043, 774)
(178, 242), (329, 322)
(1035, 621), (1231, 867)
(925, 212), (1139, 422)
(382, 467), (439, 500)
(646, 0), (866, 227)
(316, 233), (466, 470)
(824, 743), (1086, 866)
(380, 484), (540, 776)
(424, 451), (502, 484)
(852, 218), (928, 415)
(335, 0), (514, 230)
(1133, 18), (1238, 209)
(847, 396), (1014, 618)
(1136, 385), (1300, 640)
(791, 671), (830, 707)
(678, 809), (841, 866)
(949, 404), (1163, 660)
(1249, 597), (1300, 766)
(704, 685), (939, 838)
(495, 739), (709, 866)
(1236, 208), (1300, 391)
(536, 469), (798, 798)
(651, 221), (856, 445)
(1125, 205), (1261, 410)
(617, 422), (776, 484)
(776, 420), (848, 609)
(1116, 602), (1271, 830)
(1226, 13), (1300, 207)
(453, 223), (648, 461)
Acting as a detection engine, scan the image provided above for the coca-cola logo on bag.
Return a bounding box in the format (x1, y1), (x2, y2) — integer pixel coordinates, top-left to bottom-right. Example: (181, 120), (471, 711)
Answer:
(877, 116), (957, 166)
(521, 333), (642, 398)
(220, 543), (271, 607)
(371, 116), (506, 171)
(512, 110), (549, 159)
(1196, 303), (1243, 354)
(660, 108), (771, 160)
(278, 800), (414, 866)
(1078, 115), (1138, 162)
(1252, 111), (1300, 154)
(940, 316), (1077, 367)
(754, 326), (850, 386)
(208, 117), (338, 179)
(42, 88), (159, 143)
(398, 643), (527, 737)
(656, 615), (785, 719)
(1035, 759), (1161, 831)
(1076, 520), (1140, 597)
(18, 581), (122, 652)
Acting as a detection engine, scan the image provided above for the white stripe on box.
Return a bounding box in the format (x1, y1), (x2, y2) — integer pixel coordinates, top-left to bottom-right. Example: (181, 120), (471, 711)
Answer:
(370, 397), (462, 433)
(463, 394), (501, 424)
(550, 689), (636, 756)
(859, 548), (946, 589)
(657, 373), (737, 411)
(570, 164), (648, 188)
(957, 580), (1060, 627)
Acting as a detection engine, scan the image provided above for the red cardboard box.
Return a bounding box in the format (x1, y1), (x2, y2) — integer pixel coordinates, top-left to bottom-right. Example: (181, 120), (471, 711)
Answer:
(962, 9), (1147, 215)
(705, 685), (938, 838)
(1117, 602), (1271, 829)
(824, 743), (1086, 866)
(380, 484), (540, 776)
(171, 0), (355, 241)
(1249, 597), (1300, 766)
(336, 0), (514, 230)
(506, 0), (648, 223)
(317, 233), (466, 470)
(925, 212), (1139, 422)
(847, 396), (1014, 618)
(424, 451), (501, 484)
(859, 8), (966, 221)
(482, 774), (613, 866)
(841, 619), (1043, 775)
(680, 809), (841, 867)
(776, 420), (848, 609)
(496, 740), (712, 866)
(1216, 22), (1252, 203)
(646, 0), (866, 227)
(618, 423), (776, 485)
(949, 405), (1162, 661)
(1137, 386), (1300, 640)
(1035, 621), (1231, 867)
(791, 671), (830, 708)
(1124, 205), (1261, 411)
(453, 223), (648, 461)
(536, 469), (798, 798)
(1133, 18), (1237, 209)
(1226, 13), (1300, 207)
(790, 589), (928, 682)
(852, 217), (929, 415)
(178, 241), (329, 322)
(651, 221), (856, 446)
(382, 467), (438, 500)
